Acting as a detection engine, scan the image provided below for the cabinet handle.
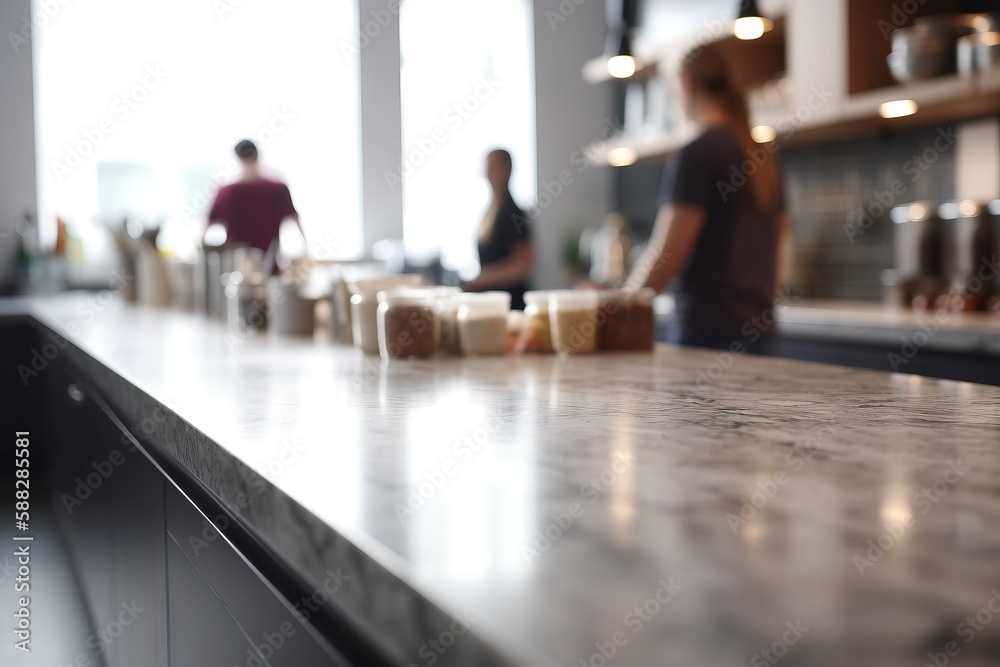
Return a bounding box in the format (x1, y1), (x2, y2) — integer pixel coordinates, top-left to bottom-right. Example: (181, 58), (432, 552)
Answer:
(66, 383), (86, 402)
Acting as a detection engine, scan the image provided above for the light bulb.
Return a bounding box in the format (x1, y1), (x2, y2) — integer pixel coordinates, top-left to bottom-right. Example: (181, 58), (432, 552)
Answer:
(734, 16), (772, 40)
(607, 55), (636, 79)
(879, 99), (918, 118)
(607, 147), (638, 167)
(750, 125), (777, 143)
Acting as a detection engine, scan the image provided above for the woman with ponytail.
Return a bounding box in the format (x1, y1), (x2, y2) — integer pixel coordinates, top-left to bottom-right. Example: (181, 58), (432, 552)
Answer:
(626, 43), (787, 351)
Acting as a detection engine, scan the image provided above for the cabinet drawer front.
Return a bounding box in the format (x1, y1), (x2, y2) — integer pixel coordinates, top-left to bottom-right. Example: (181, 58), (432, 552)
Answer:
(167, 537), (265, 667)
(166, 484), (349, 666)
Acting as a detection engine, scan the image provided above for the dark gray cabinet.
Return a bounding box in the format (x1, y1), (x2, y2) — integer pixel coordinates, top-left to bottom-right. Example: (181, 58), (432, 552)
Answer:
(47, 366), (168, 666)
(42, 355), (353, 667)
(166, 537), (263, 667)
(165, 484), (348, 666)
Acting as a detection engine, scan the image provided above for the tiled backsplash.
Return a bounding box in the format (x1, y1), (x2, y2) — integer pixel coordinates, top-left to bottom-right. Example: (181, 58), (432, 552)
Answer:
(614, 124), (962, 301)
(783, 125), (957, 300)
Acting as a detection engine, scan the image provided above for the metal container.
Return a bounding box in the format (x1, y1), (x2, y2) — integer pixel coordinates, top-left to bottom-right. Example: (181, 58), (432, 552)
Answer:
(268, 277), (317, 337)
(958, 32), (1000, 74)
(888, 17), (977, 82)
(893, 204), (947, 307)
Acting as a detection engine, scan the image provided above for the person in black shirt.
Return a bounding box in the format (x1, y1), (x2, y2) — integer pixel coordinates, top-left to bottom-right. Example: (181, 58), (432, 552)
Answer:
(462, 149), (533, 310)
(626, 44), (787, 351)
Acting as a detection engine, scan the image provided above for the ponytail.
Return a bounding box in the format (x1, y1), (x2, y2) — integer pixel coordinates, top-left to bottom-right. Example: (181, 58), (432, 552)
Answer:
(681, 45), (780, 212)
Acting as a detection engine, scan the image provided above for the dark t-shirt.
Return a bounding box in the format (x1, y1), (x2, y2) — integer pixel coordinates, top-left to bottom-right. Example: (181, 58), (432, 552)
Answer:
(477, 192), (531, 309)
(659, 127), (783, 345)
(208, 179), (297, 252)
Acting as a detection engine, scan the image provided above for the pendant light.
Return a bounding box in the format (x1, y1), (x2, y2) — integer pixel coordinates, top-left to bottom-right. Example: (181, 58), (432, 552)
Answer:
(734, 0), (774, 40)
(607, 31), (637, 78)
(605, 0), (639, 78)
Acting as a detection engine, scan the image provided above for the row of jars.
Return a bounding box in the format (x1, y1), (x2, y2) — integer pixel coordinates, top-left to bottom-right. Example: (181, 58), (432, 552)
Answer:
(346, 276), (656, 360)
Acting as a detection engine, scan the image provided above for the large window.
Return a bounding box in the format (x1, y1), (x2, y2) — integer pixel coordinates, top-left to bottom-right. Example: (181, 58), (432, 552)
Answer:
(399, 0), (536, 275)
(34, 0), (362, 261)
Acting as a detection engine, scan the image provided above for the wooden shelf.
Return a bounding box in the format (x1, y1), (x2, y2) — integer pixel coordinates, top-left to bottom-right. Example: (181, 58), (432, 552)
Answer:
(587, 70), (1000, 164)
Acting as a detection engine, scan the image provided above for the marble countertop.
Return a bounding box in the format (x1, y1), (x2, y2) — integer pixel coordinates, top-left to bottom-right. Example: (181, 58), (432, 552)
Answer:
(9, 294), (1000, 667)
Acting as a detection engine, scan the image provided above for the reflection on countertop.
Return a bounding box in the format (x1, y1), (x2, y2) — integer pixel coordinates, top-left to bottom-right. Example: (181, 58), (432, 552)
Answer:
(7, 294), (1000, 667)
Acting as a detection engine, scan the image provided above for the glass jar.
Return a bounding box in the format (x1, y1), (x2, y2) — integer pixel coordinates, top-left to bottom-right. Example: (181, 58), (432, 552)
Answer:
(223, 271), (267, 335)
(348, 275), (424, 355)
(431, 286), (463, 355)
(596, 288), (656, 351)
(522, 291), (554, 353)
(377, 290), (438, 359)
(457, 292), (511, 356)
(549, 290), (599, 354)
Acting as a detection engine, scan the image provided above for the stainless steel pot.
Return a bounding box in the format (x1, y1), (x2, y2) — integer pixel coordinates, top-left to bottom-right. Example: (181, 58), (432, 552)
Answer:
(888, 16), (978, 82)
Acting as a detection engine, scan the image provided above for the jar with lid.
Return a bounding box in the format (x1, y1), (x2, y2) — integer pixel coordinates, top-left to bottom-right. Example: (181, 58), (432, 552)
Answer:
(596, 288), (656, 351)
(431, 286), (463, 355)
(457, 292), (511, 356)
(348, 275), (424, 355)
(522, 291), (554, 353)
(377, 290), (438, 359)
(549, 290), (599, 354)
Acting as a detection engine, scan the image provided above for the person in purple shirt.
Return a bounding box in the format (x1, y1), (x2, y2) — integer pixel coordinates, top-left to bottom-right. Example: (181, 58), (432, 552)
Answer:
(206, 139), (302, 254)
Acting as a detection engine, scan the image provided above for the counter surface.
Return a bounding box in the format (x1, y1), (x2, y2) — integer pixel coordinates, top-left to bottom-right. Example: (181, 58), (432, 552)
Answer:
(8, 295), (1000, 667)
(777, 298), (1000, 354)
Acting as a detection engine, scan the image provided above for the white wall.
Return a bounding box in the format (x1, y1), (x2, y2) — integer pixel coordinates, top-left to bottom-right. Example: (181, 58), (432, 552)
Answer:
(0, 0), (38, 292)
(532, 0), (614, 288)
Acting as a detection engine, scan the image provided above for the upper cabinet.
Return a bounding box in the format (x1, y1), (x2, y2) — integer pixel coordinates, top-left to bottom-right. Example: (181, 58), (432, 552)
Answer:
(587, 0), (1000, 165)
